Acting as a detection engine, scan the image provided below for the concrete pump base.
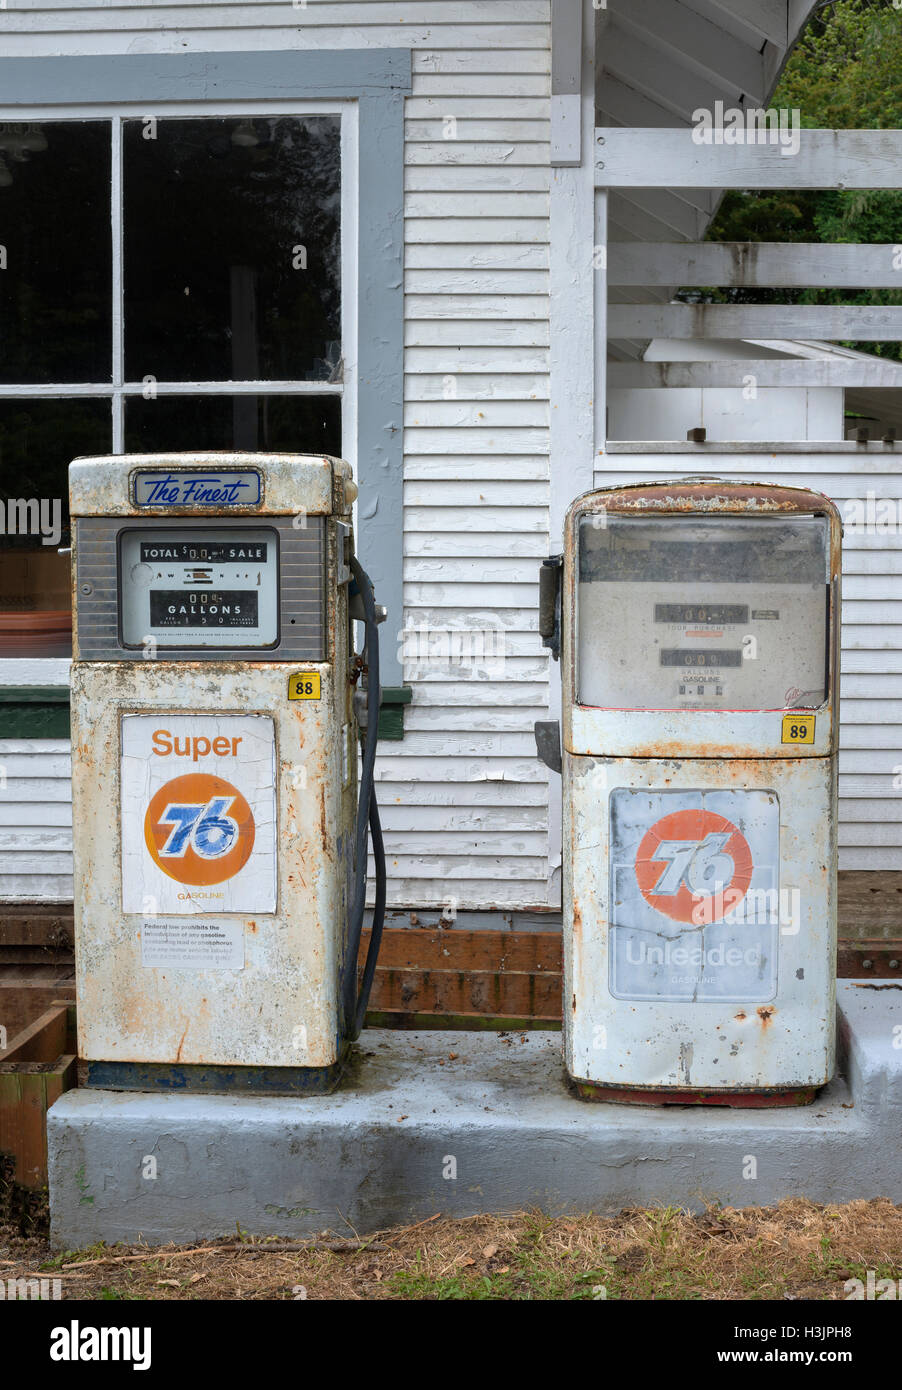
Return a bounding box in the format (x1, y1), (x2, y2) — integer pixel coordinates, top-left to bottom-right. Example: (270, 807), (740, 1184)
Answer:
(48, 981), (902, 1249)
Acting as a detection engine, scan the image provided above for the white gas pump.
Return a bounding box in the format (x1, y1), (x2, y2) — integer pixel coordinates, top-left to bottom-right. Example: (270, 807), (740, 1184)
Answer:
(539, 479), (842, 1106)
(69, 452), (386, 1094)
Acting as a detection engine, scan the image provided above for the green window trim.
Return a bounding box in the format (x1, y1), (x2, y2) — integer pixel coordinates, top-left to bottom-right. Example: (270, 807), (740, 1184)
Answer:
(0, 684), (413, 742)
(0, 685), (71, 737)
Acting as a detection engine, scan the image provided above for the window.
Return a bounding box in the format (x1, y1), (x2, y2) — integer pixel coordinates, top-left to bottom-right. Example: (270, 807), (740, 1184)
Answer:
(0, 110), (349, 656)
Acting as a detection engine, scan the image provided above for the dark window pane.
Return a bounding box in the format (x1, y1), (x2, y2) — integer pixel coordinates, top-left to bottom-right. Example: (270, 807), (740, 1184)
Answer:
(0, 398), (112, 655)
(0, 122), (112, 383)
(125, 394), (341, 455)
(124, 117), (341, 383)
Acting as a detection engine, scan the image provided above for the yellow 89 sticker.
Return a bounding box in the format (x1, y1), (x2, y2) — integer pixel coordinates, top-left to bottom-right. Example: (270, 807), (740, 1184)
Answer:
(288, 673), (321, 701)
(782, 714), (815, 745)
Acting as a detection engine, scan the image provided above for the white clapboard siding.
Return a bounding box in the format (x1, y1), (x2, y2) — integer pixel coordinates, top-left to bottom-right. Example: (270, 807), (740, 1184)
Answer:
(2, 0), (553, 907)
(597, 455), (902, 870)
(0, 741), (74, 898)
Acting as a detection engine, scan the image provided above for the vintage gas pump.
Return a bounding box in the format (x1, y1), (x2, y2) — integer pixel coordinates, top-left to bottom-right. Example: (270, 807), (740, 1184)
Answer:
(538, 479), (842, 1105)
(69, 452), (386, 1093)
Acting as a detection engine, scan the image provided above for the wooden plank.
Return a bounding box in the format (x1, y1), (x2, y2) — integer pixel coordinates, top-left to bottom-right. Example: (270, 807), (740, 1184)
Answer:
(837, 944), (902, 978)
(0, 976), (76, 1047)
(0, 1055), (76, 1190)
(609, 241), (902, 289)
(365, 928), (561, 973)
(406, 141), (550, 166)
(0, 1002), (68, 1065)
(704, 0), (788, 46)
(10, 0), (550, 17)
(406, 372), (550, 400)
(405, 243), (549, 270)
(601, 28), (736, 124)
(608, 0), (767, 102)
(361, 966), (561, 1019)
(608, 303), (902, 341)
(609, 359), (902, 389)
(0, 908), (74, 948)
(595, 128), (902, 190)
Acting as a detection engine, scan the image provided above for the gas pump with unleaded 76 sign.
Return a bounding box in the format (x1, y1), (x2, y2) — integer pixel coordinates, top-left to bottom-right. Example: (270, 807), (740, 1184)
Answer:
(537, 479), (842, 1106)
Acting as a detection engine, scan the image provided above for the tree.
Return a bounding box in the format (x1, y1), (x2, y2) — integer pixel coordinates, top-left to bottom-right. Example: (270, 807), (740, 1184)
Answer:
(696, 0), (902, 359)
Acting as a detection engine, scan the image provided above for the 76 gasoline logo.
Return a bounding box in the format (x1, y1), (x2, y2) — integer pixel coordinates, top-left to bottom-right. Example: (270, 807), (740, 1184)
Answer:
(144, 773), (255, 886)
(635, 809), (753, 925)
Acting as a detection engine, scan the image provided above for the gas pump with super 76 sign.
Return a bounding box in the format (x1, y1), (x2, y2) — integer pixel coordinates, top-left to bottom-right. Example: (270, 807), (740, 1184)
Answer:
(69, 452), (386, 1093)
(537, 480), (842, 1106)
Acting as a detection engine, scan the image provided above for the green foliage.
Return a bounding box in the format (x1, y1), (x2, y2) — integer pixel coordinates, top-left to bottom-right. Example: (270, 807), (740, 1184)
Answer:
(701, 0), (902, 359)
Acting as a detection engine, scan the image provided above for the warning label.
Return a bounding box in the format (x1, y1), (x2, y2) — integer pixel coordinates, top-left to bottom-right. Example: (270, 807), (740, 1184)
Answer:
(140, 918), (245, 970)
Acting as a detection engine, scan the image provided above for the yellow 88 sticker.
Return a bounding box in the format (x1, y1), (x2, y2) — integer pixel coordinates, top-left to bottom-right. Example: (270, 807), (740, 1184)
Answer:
(288, 673), (321, 701)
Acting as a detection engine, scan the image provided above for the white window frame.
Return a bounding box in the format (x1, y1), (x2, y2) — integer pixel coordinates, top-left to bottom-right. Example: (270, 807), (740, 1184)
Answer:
(0, 98), (359, 686)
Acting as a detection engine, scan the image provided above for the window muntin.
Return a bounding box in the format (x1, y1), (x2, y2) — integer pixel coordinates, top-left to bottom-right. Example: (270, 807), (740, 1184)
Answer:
(0, 111), (347, 657)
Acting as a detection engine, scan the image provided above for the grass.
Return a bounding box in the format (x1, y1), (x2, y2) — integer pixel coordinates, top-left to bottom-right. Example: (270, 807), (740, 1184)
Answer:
(1, 1198), (901, 1300)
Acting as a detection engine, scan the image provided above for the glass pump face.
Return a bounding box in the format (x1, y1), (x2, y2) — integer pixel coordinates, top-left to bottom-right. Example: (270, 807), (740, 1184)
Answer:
(119, 525), (281, 649)
(576, 513), (831, 713)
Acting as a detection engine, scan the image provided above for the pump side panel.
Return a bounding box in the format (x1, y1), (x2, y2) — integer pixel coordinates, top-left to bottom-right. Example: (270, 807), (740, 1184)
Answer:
(71, 663), (353, 1069)
(564, 755), (837, 1093)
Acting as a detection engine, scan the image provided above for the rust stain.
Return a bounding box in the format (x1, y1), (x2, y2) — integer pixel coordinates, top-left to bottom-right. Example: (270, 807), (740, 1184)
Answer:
(577, 481), (842, 520)
(757, 1006), (776, 1027)
(175, 1022), (189, 1063)
(734, 1011), (747, 1022)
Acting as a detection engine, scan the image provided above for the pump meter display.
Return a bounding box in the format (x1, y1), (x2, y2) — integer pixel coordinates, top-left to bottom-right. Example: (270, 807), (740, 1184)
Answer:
(577, 514), (830, 712)
(119, 526), (279, 648)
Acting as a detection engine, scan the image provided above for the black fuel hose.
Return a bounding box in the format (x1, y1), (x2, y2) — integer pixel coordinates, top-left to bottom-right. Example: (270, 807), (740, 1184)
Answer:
(343, 555), (387, 1041)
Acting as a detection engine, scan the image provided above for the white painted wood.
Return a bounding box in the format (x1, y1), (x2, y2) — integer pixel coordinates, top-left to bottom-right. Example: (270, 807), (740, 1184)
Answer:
(0, 802), (72, 827)
(405, 119), (551, 141)
(609, 304), (902, 341)
(405, 532), (549, 557)
(377, 803), (546, 830)
(405, 320), (549, 346)
(607, 0), (766, 102)
(597, 73), (685, 130)
(405, 269), (549, 294)
(602, 26), (736, 123)
(405, 457), (549, 480)
(405, 347), (549, 373)
(610, 360), (902, 389)
(13, 1), (548, 16)
(596, 128), (902, 190)
(405, 243), (549, 270)
(406, 373), (549, 400)
(0, 875), (74, 899)
(704, 0), (788, 46)
(406, 141), (550, 166)
(0, 2), (558, 908)
(379, 779), (549, 805)
(0, 660), (70, 687)
(609, 242), (902, 289)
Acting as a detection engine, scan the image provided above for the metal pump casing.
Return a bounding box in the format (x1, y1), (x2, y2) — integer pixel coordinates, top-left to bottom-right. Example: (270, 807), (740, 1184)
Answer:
(552, 479), (842, 1105)
(69, 453), (366, 1093)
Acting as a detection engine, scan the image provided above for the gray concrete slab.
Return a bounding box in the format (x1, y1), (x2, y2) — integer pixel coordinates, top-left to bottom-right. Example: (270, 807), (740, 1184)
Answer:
(48, 981), (902, 1249)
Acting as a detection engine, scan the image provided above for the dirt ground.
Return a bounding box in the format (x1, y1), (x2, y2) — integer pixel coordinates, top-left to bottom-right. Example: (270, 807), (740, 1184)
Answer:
(2, 1197), (901, 1300)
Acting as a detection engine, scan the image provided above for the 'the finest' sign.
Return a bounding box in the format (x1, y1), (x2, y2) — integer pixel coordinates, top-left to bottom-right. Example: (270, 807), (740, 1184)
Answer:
(133, 470), (262, 507)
